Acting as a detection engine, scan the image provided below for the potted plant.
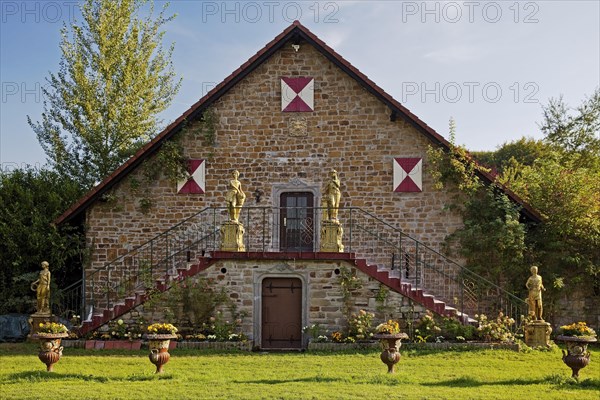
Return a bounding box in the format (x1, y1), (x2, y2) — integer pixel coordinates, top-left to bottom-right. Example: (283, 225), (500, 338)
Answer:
(146, 323), (178, 373)
(373, 320), (408, 373)
(555, 322), (597, 379)
(33, 322), (69, 372)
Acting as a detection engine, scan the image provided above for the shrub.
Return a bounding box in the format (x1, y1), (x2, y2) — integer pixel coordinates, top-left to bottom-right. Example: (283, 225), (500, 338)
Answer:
(475, 312), (515, 343)
(347, 310), (374, 340)
(414, 311), (441, 342)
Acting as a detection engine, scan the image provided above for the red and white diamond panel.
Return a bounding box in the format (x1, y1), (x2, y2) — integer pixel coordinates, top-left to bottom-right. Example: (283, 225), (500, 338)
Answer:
(281, 77), (314, 112)
(393, 158), (422, 192)
(177, 159), (205, 194)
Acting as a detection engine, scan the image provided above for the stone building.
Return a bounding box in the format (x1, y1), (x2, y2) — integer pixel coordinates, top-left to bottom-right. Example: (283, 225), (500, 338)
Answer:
(57, 22), (541, 349)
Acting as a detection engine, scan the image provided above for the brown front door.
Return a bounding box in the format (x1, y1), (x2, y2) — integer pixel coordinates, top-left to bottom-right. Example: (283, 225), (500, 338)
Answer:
(261, 277), (302, 349)
(280, 192), (314, 251)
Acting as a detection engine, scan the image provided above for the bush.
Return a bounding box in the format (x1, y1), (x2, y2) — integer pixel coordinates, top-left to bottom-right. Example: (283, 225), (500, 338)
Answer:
(440, 317), (477, 341)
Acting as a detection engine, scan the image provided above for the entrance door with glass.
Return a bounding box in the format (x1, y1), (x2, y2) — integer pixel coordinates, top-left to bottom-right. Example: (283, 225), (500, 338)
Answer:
(279, 192), (314, 252)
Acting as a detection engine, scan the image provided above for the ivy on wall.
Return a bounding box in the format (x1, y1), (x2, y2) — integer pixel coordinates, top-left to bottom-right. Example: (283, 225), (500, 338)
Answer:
(427, 120), (527, 291)
(338, 266), (363, 317)
(102, 108), (217, 214)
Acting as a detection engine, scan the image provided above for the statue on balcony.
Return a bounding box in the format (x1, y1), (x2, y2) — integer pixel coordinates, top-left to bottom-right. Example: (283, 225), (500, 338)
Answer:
(320, 169), (344, 252)
(526, 265), (545, 321)
(324, 169), (341, 222)
(31, 261), (51, 315)
(225, 170), (246, 222)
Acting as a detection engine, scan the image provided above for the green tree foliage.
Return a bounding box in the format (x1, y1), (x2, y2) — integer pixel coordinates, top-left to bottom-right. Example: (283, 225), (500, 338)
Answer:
(0, 168), (85, 314)
(503, 91), (600, 303)
(446, 187), (526, 289)
(471, 90), (600, 314)
(28, 0), (181, 188)
(540, 88), (600, 170)
(428, 121), (527, 288)
(472, 137), (554, 174)
(510, 153), (599, 285)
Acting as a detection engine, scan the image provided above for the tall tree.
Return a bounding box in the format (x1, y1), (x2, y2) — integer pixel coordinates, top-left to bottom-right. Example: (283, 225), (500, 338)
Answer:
(540, 88), (600, 170)
(486, 91), (600, 320)
(28, 0), (181, 188)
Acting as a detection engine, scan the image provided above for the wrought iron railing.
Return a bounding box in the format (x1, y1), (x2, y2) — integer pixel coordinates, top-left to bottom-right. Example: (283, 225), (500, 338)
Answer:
(60, 206), (526, 328)
(343, 208), (527, 326)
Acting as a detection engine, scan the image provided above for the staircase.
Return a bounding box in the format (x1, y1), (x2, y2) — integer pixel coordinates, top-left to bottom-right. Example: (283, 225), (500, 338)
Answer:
(56, 206), (526, 335)
(80, 257), (216, 335)
(353, 258), (474, 323)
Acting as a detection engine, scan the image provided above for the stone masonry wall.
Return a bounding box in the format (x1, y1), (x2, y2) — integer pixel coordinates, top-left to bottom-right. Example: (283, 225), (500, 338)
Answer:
(85, 39), (463, 275)
(114, 259), (427, 347)
(81, 38), (596, 332)
(81, 38), (473, 329)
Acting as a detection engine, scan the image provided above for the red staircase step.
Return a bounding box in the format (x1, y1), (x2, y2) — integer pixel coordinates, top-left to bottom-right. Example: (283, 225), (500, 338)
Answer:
(102, 309), (113, 320)
(92, 315), (103, 326)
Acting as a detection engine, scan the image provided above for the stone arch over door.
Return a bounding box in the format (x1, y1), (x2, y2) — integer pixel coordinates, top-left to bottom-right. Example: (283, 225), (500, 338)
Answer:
(272, 178), (320, 252)
(253, 266), (308, 349)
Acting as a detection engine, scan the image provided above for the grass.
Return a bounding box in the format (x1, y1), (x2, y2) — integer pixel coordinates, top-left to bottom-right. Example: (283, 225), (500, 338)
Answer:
(0, 343), (599, 399)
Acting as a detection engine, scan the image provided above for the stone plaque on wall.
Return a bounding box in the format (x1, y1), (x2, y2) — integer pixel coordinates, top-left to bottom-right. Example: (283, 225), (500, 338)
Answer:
(289, 116), (308, 137)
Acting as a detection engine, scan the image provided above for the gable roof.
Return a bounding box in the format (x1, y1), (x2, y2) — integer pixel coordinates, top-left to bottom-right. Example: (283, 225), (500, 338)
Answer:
(56, 21), (541, 225)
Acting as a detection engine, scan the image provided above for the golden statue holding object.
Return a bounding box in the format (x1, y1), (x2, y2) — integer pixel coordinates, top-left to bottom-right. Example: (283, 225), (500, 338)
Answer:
(225, 170), (246, 222)
(221, 169), (246, 251)
(324, 169), (341, 222)
(31, 261), (51, 315)
(320, 169), (344, 252)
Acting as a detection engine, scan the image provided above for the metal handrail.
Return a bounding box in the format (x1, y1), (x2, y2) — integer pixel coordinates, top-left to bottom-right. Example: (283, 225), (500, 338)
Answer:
(59, 206), (526, 327)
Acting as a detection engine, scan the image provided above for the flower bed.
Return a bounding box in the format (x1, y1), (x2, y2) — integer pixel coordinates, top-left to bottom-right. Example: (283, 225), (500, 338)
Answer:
(176, 341), (253, 351)
(308, 341), (379, 351)
(307, 341), (521, 352)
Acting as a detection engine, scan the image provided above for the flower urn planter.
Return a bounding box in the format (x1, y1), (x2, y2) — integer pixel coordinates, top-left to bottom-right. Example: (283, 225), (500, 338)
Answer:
(556, 335), (597, 379)
(373, 333), (409, 373)
(33, 332), (69, 372)
(147, 334), (177, 373)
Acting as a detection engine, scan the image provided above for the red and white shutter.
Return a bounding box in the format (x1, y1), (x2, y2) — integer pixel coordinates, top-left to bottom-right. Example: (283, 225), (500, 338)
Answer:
(393, 158), (422, 192)
(281, 77), (314, 112)
(177, 159), (205, 194)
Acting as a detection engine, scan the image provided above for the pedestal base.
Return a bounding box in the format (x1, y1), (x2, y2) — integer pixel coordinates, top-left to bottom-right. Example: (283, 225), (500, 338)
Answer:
(320, 220), (344, 252)
(220, 221), (245, 252)
(524, 321), (552, 348)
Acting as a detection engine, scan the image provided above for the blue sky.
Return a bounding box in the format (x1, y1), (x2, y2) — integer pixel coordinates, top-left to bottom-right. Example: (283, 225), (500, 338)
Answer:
(1, 1), (599, 170)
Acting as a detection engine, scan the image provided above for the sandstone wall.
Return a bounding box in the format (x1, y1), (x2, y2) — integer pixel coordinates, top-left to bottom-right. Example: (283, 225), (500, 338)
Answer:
(112, 259), (427, 347)
(85, 40), (463, 274)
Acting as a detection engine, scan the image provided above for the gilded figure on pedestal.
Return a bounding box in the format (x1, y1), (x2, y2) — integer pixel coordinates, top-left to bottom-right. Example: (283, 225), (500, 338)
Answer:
(324, 169), (341, 221)
(31, 261), (51, 315)
(526, 266), (545, 321)
(225, 170), (246, 222)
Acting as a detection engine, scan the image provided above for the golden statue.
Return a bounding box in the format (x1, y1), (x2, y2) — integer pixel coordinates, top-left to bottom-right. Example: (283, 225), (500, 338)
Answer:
(225, 170), (246, 222)
(526, 266), (545, 320)
(324, 169), (341, 221)
(31, 261), (51, 315)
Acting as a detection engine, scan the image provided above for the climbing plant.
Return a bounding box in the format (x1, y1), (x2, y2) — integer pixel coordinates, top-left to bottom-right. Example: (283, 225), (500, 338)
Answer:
(427, 119), (527, 290)
(338, 266), (363, 317)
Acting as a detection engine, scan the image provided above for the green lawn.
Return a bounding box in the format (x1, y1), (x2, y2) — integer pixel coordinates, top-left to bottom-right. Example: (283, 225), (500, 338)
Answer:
(0, 343), (598, 399)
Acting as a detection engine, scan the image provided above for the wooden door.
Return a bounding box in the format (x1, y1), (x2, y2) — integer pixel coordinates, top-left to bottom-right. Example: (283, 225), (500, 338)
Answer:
(280, 192), (314, 251)
(261, 277), (302, 349)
